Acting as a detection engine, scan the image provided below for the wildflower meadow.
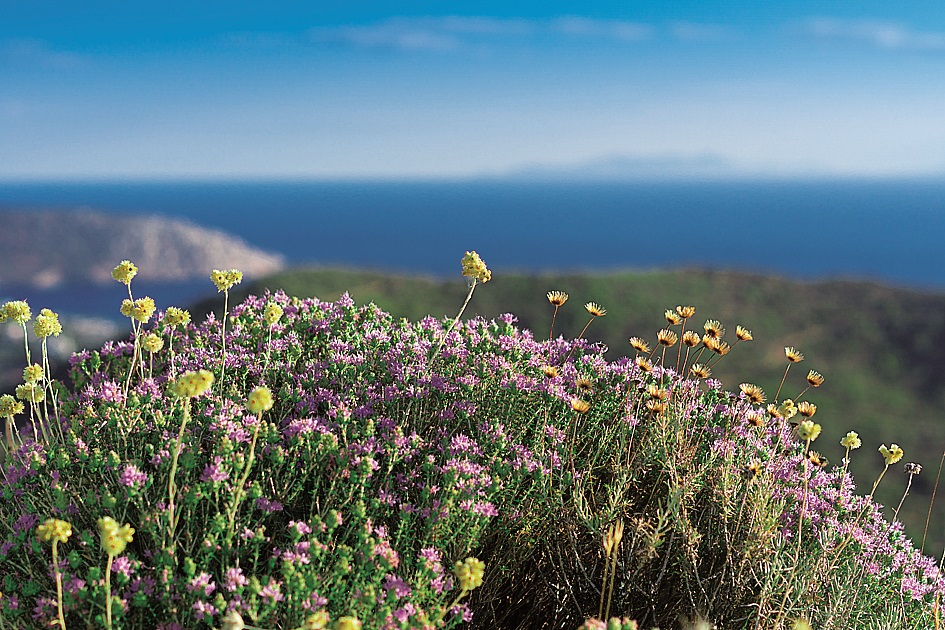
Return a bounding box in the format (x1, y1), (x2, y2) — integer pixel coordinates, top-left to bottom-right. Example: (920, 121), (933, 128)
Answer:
(0, 253), (943, 629)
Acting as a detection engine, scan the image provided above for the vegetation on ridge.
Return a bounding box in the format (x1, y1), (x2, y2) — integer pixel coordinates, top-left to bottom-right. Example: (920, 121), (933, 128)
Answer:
(0, 255), (942, 628)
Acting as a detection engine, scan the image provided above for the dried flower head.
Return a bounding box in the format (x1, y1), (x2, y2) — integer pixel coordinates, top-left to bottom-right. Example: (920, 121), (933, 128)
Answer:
(710, 340), (731, 356)
(656, 329), (678, 347)
(646, 384), (668, 401)
(682, 331), (701, 347)
(746, 410), (765, 427)
(2, 300), (31, 325)
(840, 431), (862, 450)
(33, 308), (62, 338)
(164, 306), (192, 328)
(576, 377), (594, 393)
(263, 302), (284, 326)
(0, 394), (24, 417)
(676, 305), (696, 319)
(739, 383), (766, 405)
(797, 420), (822, 442)
(689, 363), (710, 379)
(170, 369), (215, 399)
(664, 309), (683, 325)
(703, 319), (725, 339)
(784, 347), (804, 363)
(460, 251), (491, 283)
(646, 399), (667, 414)
(111, 260), (138, 285)
(23, 363), (43, 385)
(547, 291), (569, 306)
(37, 518), (72, 544)
(736, 325), (753, 341)
(211, 268), (244, 292)
(797, 401), (817, 418)
(766, 404), (783, 419)
(904, 462), (923, 475)
(635, 356), (653, 373)
(628, 337), (650, 353)
(879, 444), (904, 466)
(806, 370), (825, 387)
(247, 386), (274, 415)
(454, 557), (486, 591)
(807, 451), (828, 467)
(741, 461), (762, 481)
(571, 398), (591, 413)
(142, 333), (164, 354)
(542, 365), (559, 379)
(97, 516), (134, 556)
(584, 302), (606, 317)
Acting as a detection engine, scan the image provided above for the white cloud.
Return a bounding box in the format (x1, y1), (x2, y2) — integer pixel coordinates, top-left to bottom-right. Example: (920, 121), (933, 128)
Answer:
(548, 16), (652, 41)
(805, 18), (945, 50)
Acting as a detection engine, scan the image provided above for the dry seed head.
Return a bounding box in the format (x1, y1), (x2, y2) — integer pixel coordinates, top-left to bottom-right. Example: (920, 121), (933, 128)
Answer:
(784, 347), (805, 363)
(746, 410), (765, 427)
(797, 401), (817, 417)
(656, 329), (678, 347)
(646, 399), (666, 414)
(904, 462), (922, 475)
(689, 363), (710, 379)
(584, 302), (606, 317)
(739, 383), (766, 405)
(546, 291), (569, 306)
(766, 404), (783, 419)
(664, 309), (683, 325)
(576, 377), (594, 393)
(806, 370), (825, 387)
(711, 340), (731, 356)
(635, 356), (653, 373)
(571, 398), (591, 413)
(736, 325), (753, 341)
(541, 365), (559, 379)
(676, 305), (696, 319)
(703, 319), (725, 339)
(807, 451), (828, 467)
(628, 337), (651, 353)
(647, 384), (668, 401)
(682, 331), (701, 347)
(741, 461), (761, 481)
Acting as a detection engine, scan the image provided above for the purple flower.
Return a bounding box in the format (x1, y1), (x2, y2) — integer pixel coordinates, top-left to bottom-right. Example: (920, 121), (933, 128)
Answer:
(119, 464), (148, 488)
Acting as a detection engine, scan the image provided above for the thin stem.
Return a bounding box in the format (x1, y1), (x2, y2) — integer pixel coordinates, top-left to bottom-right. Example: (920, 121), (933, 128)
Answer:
(166, 398), (191, 554)
(548, 305), (560, 342)
(431, 280), (477, 366)
(52, 540), (65, 630)
(922, 451), (945, 554)
(774, 363), (792, 402)
(105, 552), (114, 630)
(225, 417), (263, 547)
(563, 317), (594, 365)
(220, 290), (230, 389)
(893, 473), (916, 523)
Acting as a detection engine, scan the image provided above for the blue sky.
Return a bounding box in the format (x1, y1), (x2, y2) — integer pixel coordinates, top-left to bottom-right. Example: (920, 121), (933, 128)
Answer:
(3, 1), (945, 179)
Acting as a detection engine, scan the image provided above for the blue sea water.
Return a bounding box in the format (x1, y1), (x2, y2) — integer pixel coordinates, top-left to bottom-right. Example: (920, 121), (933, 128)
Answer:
(1, 177), (945, 289)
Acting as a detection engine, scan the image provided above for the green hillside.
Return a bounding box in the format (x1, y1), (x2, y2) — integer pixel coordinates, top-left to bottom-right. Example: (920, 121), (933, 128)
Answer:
(197, 266), (945, 554)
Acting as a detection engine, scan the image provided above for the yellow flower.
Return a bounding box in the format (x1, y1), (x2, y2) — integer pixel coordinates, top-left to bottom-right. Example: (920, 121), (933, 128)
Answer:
(211, 269), (244, 292)
(15, 383), (44, 404)
(879, 444), (904, 466)
(546, 291), (568, 306)
(675, 305), (696, 319)
(664, 309), (682, 325)
(797, 401), (817, 418)
(33, 308), (62, 338)
(689, 363), (710, 379)
(656, 329), (678, 347)
(454, 557), (486, 591)
(220, 610), (245, 630)
(460, 251), (491, 283)
(703, 320), (724, 339)
(299, 611), (330, 629)
(576, 377), (594, 393)
(541, 365), (559, 379)
(247, 386), (274, 414)
(635, 356), (653, 373)
(263, 302), (284, 326)
(0, 395), (24, 417)
(778, 399), (797, 420)
(646, 384), (667, 401)
(628, 337), (650, 353)
(682, 331), (701, 347)
(142, 333), (164, 354)
(739, 383), (766, 404)
(784, 347), (804, 363)
(37, 518), (72, 544)
(735, 325), (753, 341)
(97, 516), (134, 556)
(122, 298), (156, 323)
(23, 364), (44, 385)
(570, 398), (591, 413)
(334, 616), (362, 630)
(170, 370), (215, 399)
(797, 420), (822, 442)
(111, 260), (138, 285)
(806, 370), (825, 387)
(840, 431), (861, 450)
(164, 307), (191, 328)
(2, 301), (31, 325)
(584, 302), (606, 317)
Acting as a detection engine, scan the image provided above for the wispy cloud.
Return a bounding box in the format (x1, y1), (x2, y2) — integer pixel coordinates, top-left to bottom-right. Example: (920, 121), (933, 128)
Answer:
(1, 38), (87, 69)
(805, 18), (945, 50)
(670, 22), (731, 42)
(548, 17), (652, 41)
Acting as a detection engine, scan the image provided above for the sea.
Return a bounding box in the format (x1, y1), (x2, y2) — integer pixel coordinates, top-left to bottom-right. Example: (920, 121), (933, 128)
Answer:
(1, 177), (945, 302)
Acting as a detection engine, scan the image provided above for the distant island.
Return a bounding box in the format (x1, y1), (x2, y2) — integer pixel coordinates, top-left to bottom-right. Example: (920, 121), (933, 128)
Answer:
(0, 208), (285, 288)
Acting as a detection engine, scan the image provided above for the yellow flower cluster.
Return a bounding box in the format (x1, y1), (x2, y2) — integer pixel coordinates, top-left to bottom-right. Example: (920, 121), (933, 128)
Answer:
(170, 370), (215, 399)
(0, 300), (32, 325)
(879, 443), (904, 466)
(121, 297), (156, 323)
(454, 556), (486, 592)
(797, 420), (822, 442)
(97, 516), (134, 556)
(247, 386), (274, 414)
(263, 302), (283, 326)
(164, 307), (192, 328)
(211, 268), (243, 292)
(15, 383), (45, 403)
(36, 518), (72, 544)
(0, 394), (24, 417)
(840, 431), (861, 450)
(460, 251), (491, 283)
(142, 333), (164, 354)
(111, 260), (138, 285)
(335, 617), (362, 630)
(23, 364), (44, 384)
(33, 308), (62, 338)
(220, 610), (246, 630)
(296, 611), (330, 630)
